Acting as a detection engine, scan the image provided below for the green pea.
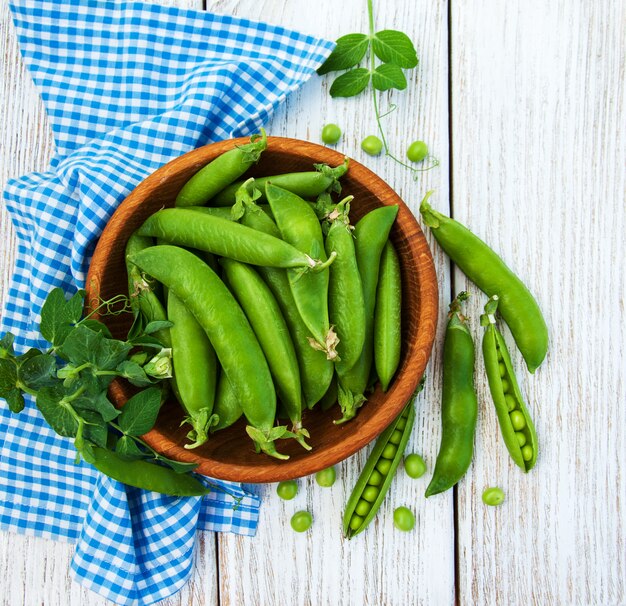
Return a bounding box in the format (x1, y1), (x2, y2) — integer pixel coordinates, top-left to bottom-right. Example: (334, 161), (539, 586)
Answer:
(501, 378), (510, 393)
(355, 499), (371, 517)
(315, 466), (336, 487)
(505, 394), (517, 412)
(404, 453), (426, 479)
(406, 140), (428, 163)
(361, 135), (383, 156)
(499, 362), (506, 377)
(516, 431), (527, 447)
(393, 506), (415, 531)
(376, 459), (392, 475)
(276, 480), (298, 500)
(396, 415), (407, 432)
(349, 514), (363, 531)
(321, 123), (342, 145)
(521, 445), (534, 461)
(510, 410), (526, 430)
(362, 485), (379, 502)
(389, 429), (403, 445)
(290, 510), (313, 532)
(368, 469), (383, 486)
(382, 443), (397, 459)
(482, 487), (505, 506)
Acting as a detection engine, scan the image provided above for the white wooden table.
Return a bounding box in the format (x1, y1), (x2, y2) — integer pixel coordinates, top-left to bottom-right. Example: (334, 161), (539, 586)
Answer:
(1, 1), (624, 604)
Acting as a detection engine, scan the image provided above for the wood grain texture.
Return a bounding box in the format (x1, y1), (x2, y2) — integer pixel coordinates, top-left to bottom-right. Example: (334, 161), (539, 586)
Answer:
(450, 1), (626, 604)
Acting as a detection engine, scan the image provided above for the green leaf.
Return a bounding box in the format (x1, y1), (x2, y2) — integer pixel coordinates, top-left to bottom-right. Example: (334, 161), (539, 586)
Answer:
(82, 411), (109, 448)
(317, 33), (370, 75)
(17, 354), (57, 391)
(143, 320), (173, 335)
(372, 30), (418, 68)
(58, 325), (131, 371)
(40, 288), (76, 347)
(0, 333), (15, 357)
(73, 390), (120, 423)
(115, 435), (145, 458)
(67, 290), (86, 324)
(36, 386), (78, 437)
(79, 319), (113, 338)
(329, 68), (371, 98)
(129, 335), (167, 349)
(5, 389), (25, 413)
(372, 63), (407, 91)
(154, 454), (198, 474)
(0, 358), (18, 395)
(116, 360), (152, 387)
(118, 386), (162, 436)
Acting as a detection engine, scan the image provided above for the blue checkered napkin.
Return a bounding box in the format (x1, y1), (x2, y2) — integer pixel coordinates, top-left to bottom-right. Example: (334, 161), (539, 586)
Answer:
(1, 1), (333, 604)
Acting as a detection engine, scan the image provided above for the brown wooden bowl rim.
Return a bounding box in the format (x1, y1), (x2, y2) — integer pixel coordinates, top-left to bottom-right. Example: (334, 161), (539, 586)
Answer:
(86, 136), (438, 483)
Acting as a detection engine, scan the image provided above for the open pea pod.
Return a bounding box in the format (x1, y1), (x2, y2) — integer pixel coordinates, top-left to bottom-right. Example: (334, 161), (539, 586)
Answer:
(481, 296), (538, 471)
(342, 379), (423, 538)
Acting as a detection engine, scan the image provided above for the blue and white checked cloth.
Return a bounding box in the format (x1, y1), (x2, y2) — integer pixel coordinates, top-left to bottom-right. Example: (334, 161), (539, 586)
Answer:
(1, 1), (333, 604)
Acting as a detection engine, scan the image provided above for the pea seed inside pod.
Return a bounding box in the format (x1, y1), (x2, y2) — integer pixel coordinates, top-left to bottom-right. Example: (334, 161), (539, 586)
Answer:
(480, 296), (539, 472)
(389, 429), (403, 445)
(342, 399), (419, 539)
(362, 486), (379, 502)
(382, 443), (397, 459)
(355, 500), (371, 516)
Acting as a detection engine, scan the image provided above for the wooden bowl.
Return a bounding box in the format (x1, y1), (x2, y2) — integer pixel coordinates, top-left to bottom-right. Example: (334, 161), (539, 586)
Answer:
(86, 136), (438, 483)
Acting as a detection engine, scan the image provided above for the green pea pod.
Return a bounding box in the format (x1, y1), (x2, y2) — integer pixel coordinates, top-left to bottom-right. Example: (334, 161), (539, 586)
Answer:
(220, 258), (310, 450)
(425, 293), (477, 497)
(234, 180), (333, 408)
(138, 208), (334, 273)
(325, 198), (366, 372)
(481, 296), (538, 471)
(419, 192), (548, 373)
(175, 130), (267, 207)
(319, 375), (338, 412)
(87, 447), (210, 496)
(167, 291), (218, 449)
(265, 182), (338, 358)
(129, 245), (288, 460)
(210, 158), (349, 206)
(374, 241), (402, 391)
(336, 204), (399, 423)
(211, 372), (243, 432)
(125, 232), (170, 346)
(343, 378), (423, 538)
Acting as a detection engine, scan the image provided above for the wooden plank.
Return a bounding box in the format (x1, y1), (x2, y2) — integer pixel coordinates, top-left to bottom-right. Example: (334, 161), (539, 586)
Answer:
(0, 2), (218, 606)
(450, 0), (626, 603)
(215, 1), (455, 604)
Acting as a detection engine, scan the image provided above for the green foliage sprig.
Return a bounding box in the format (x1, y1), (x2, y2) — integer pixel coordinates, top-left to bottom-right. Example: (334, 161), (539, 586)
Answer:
(318, 0), (438, 175)
(0, 287), (196, 475)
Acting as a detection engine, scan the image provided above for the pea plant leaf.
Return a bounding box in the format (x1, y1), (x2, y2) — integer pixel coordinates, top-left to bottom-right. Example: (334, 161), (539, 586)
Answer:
(372, 63), (407, 91)
(372, 30), (418, 69)
(317, 33), (370, 75)
(118, 386), (162, 436)
(329, 68), (371, 98)
(82, 410), (109, 448)
(17, 353), (57, 391)
(79, 319), (113, 338)
(0, 333), (15, 357)
(73, 390), (120, 423)
(143, 320), (173, 335)
(153, 454), (198, 474)
(40, 287), (78, 347)
(116, 360), (152, 387)
(36, 386), (78, 437)
(115, 435), (145, 458)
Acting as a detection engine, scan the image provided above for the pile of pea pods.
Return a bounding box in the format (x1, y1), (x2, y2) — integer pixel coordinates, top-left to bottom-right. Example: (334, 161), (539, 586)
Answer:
(125, 130), (403, 459)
